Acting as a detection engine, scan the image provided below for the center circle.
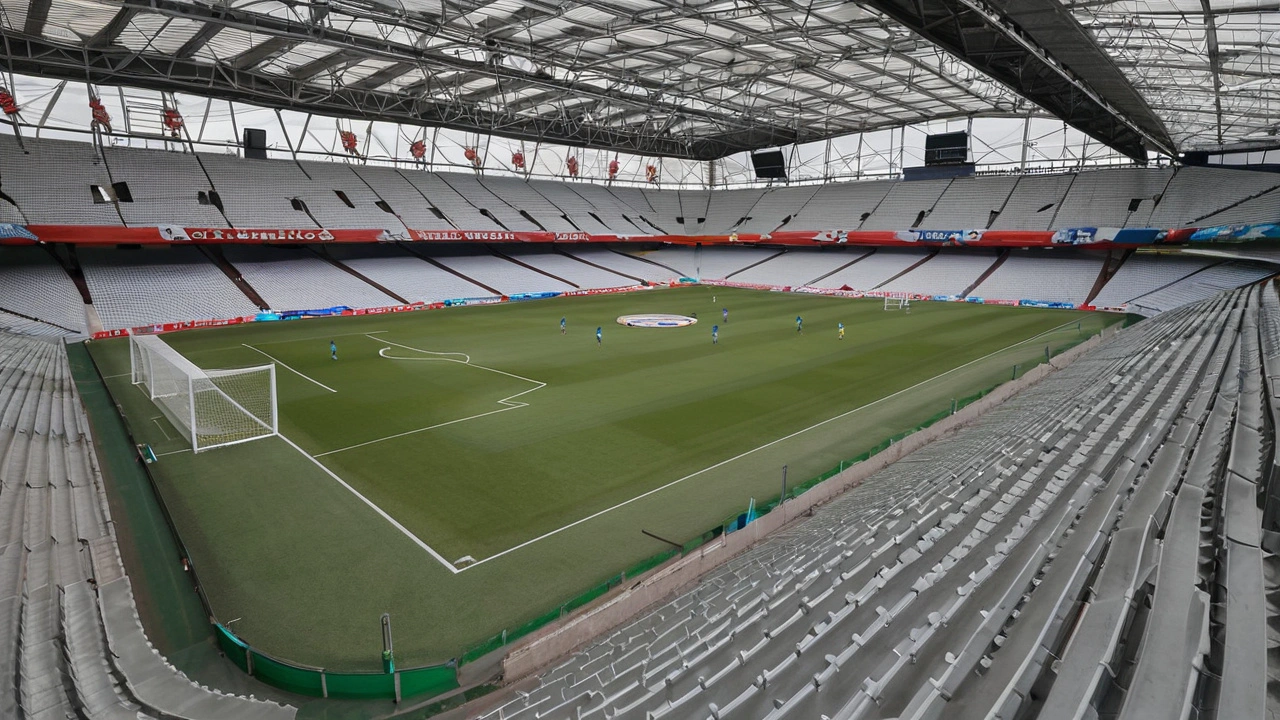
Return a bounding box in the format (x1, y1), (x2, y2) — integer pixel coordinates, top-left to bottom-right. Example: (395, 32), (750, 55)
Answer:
(616, 314), (699, 328)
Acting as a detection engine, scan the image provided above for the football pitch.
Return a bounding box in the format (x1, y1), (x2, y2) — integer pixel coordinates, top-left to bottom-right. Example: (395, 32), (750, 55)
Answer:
(87, 286), (1122, 670)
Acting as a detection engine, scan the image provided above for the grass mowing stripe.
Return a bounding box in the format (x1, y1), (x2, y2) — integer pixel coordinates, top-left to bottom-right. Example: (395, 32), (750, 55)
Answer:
(278, 431), (461, 573)
(241, 343), (337, 393)
(462, 315), (1088, 570)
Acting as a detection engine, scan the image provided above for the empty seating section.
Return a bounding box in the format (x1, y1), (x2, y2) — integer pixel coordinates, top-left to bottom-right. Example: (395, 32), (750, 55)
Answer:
(434, 173), (539, 231)
(971, 250), (1103, 303)
(1127, 262), (1276, 315)
(990, 174), (1075, 230)
(789, 180), (894, 230)
(430, 251), (576, 295)
(0, 136), (122, 225)
(736, 187), (819, 234)
(350, 166), (455, 230)
(640, 190), (683, 233)
(79, 247), (260, 330)
(222, 246), (396, 311)
(294, 161), (408, 230)
(878, 250), (1000, 296)
(1197, 185), (1280, 227)
(861, 179), (953, 230)
(730, 250), (868, 288)
(635, 246), (780, 280)
(100, 147), (227, 227)
(916, 176), (1018, 230)
(556, 184), (653, 235)
(475, 283), (1280, 720)
(394, 170), (499, 230)
(479, 177), (580, 232)
(1148, 166), (1280, 227)
(1050, 168), (1173, 229)
(0, 331), (295, 719)
(810, 249), (929, 290)
(498, 248), (639, 289)
(521, 181), (616, 234)
(699, 189), (765, 234)
(1089, 254), (1216, 308)
(3, 136), (1280, 237)
(677, 191), (712, 235)
(324, 244), (490, 302)
(560, 249), (677, 283)
(196, 155), (318, 228)
(0, 311), (69, 339)
(0, 247), (85, 333)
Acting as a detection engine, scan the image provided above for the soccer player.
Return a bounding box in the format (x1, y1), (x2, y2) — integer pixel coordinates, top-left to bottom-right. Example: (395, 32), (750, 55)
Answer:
(560, 316), (567, 335)
(796, 315), (803, 334)
(712, 324), (719, 344)
(330, 340), (337, 360)
(722, 307), (728, 323)
(596, 326), (603, 346)
(838, 322), (845, 340)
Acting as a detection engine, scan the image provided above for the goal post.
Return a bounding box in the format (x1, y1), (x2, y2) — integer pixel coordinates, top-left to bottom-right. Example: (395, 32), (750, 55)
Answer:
(130, 334), (278, 452)
(883, 292), (911, 312)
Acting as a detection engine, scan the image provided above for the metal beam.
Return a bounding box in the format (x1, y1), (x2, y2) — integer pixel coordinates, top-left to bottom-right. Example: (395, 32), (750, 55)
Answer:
(88, 7), (141, 47)
(22, 0), (52, 36)
(0, 33), (756, 158)
(347, 61), (417, 91)
(288, 48), (361, 80)
(860, 0), (1168, 162)
(174, 23), (223, 59)
(227, 36), (296, 71)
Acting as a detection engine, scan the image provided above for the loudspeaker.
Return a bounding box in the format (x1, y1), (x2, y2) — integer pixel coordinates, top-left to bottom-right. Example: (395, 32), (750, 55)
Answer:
(243, 128), (267, 160)
(924, 131), (968, 166)
(751, 150), (787, 180)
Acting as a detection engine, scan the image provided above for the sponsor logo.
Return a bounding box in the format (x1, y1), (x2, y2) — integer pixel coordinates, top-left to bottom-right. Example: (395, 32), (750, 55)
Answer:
(413, 230), (519, 242)
(896, 229), (985, 245)
(554, 232), (591, 242)
(187, 228), (336, 242)
(617, 314), (698, 328)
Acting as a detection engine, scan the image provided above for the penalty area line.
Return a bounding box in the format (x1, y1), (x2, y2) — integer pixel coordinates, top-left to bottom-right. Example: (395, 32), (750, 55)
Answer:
(242, 344), (337, 393)
(278, 433), (461, 574)
(311, 336), (547, 458)
(459, 319), (1089, 571)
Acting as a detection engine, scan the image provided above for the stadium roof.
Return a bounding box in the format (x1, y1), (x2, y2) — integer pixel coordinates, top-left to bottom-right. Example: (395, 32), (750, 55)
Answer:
(1, 0), (1276, 162)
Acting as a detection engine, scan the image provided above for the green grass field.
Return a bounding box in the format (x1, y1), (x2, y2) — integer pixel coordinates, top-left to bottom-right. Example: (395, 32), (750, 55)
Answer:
(87, 286), (1120, 670)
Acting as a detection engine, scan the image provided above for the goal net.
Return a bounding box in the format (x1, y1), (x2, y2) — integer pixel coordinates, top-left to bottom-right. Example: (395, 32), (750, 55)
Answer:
(130, 334), (278, 452)
(883, 293), (911, 312)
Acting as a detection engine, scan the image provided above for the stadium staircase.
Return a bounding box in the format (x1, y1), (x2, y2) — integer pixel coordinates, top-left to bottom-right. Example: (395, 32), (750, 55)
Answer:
(487, 246), (581, 289)
(311, 246), (411, 304)
(0, 332), (295, 719)
(471, 282), (1280, 720)
(959, 249), (1008, 298)
(197, 246), (270, 310)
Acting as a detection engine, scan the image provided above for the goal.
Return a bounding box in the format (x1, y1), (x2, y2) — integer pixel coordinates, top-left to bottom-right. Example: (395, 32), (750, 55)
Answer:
(883, 293), (911, 312)
(130, 334), (278, 452)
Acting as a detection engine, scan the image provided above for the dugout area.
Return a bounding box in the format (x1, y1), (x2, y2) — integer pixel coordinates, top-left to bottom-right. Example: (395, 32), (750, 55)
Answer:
(80, 286), (1122, 675)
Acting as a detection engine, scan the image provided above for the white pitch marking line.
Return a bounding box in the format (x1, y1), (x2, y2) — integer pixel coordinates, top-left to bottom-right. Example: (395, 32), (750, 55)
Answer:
(278, 433), (460, 574)
(150, 416), (173, 441)
(313, 335), (546, 458)
(102, 372), (131, 379)
(459, 317), (1093, 571)
(156, 448), (191, 458)
(241, 344), (337, 393)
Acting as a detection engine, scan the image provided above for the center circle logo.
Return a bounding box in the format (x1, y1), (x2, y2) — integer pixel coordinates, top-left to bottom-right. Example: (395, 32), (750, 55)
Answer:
(616, 314), (698, 328)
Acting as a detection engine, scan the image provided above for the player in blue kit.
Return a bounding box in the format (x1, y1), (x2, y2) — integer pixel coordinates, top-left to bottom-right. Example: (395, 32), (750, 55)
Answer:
(712, 324), (719, 344)
(330, 340), (337, 360)
(838, 322), (844, 340)
(560, 317), (567, 335)
(596, 326), (603, 345)
(796, 316), (803, 334)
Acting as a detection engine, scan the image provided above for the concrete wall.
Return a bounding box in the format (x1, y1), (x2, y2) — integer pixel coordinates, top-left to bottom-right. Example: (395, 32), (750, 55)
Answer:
(500, 324), (1118, 682)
